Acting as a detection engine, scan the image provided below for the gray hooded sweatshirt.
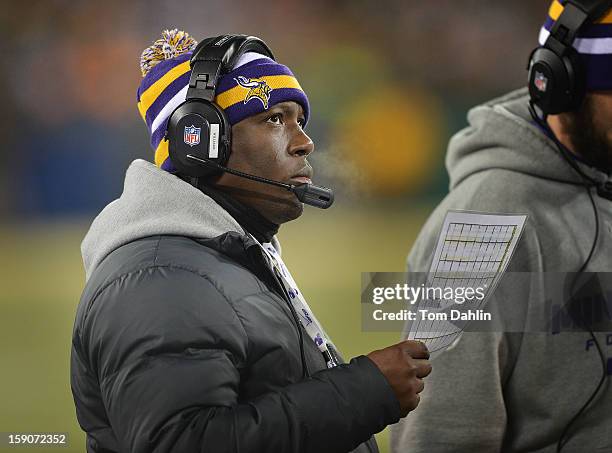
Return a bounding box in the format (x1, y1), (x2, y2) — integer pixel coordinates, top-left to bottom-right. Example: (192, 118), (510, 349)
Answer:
(391, 88), (612, 452)
(82, 159), (248, 281)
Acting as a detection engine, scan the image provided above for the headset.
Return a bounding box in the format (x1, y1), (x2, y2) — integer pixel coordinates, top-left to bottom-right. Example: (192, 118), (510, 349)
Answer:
(165, 34), (334, 209)
(166, 34), (274, 178)
(528, 0), (612, 116)
(527, 2), (612, 451)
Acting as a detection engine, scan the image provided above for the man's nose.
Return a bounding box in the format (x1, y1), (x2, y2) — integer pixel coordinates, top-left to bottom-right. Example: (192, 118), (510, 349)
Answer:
(289, 128), (314, 157)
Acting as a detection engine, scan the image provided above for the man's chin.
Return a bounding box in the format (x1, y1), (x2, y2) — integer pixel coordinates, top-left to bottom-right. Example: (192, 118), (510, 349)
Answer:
(242, 191), (303, 225)
(271, 197), (304, 224)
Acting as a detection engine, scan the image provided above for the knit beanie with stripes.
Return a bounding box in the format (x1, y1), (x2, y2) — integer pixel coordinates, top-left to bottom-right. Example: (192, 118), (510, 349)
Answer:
(539, 0), (612, 91)
(137, 29), (310, 173)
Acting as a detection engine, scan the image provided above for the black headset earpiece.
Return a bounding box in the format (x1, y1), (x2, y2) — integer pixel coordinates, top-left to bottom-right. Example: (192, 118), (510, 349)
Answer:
(527, 0), (612, 117)
(166, 99), (231, 178)
(166, 34), (274, 178)
(528, 44), (584, 116)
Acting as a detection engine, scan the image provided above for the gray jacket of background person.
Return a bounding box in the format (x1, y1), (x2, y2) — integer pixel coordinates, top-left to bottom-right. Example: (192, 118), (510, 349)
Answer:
(71, 159), (400, 453)
(390, 88), (612, 452)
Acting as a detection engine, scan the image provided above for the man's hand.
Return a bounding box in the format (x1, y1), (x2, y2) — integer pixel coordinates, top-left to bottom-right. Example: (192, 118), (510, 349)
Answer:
(367, 340), (432, 417)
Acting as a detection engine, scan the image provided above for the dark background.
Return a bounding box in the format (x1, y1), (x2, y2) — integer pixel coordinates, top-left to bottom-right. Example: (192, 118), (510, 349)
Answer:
(0, 1), (548, 451)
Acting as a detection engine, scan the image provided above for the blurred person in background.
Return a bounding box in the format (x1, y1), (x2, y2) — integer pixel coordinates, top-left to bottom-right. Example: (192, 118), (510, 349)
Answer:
(70, 30), (432, 453)
(392, 1), (612, 452)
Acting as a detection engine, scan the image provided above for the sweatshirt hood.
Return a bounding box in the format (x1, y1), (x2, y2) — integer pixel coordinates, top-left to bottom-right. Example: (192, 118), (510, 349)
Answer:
(446, 87), (611, 191)
(81, 159), (247, 281)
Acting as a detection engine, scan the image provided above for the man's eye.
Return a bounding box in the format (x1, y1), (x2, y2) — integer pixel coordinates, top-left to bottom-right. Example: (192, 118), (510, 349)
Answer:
(298, 118), (306, 128)
(267, 114), (282, 124)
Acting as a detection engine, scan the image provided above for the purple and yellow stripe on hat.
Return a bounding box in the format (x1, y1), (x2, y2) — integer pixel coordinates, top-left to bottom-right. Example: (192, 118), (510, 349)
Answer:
(539, 0), (612, 91)
(136, 30), (310, 173)
(213, 57), (309, 126)
(137, 51), (193, 172)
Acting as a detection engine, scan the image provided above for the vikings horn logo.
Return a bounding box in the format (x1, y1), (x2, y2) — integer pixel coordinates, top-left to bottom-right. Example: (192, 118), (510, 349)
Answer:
(234, 76), (272, 109)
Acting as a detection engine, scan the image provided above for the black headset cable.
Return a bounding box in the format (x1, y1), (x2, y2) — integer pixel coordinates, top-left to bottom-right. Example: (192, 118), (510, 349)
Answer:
(528, 104), (608, 452)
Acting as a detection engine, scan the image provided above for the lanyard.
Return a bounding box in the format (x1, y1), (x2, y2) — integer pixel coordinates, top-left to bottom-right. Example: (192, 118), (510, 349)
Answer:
(250, 235), (340, 368)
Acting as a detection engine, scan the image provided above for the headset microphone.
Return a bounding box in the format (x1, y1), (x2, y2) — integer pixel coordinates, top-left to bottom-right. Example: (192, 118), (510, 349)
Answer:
(186, 154), (334, 209)
(291, 183), (334, 209)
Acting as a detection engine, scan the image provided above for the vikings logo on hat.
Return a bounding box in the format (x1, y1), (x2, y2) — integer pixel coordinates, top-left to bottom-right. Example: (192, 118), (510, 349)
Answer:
(184, 125), (201, 147)
(234, 75), (273, 109)
(534, 72), (548, 92)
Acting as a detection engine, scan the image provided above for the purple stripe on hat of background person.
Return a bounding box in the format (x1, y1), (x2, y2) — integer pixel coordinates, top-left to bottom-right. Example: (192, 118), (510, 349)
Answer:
(542, 16), (612, 39)
(215, 61), (295, 94)
(222, 87), (309, 125)
(581, 53), (612, 89)
(578, 23), (612, 39)
(145, 71), (190, 129)
(137, 52), (192, 100)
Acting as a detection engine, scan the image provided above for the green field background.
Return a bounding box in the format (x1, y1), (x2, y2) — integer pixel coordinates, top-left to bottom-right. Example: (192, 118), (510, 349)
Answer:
(0, 2), (550, 451)
(0, 203), (431, 452)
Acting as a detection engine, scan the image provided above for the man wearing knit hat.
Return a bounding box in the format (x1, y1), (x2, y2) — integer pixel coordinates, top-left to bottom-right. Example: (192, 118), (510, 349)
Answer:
(70, 30), (432, 453)
(392, 1), (612, 452)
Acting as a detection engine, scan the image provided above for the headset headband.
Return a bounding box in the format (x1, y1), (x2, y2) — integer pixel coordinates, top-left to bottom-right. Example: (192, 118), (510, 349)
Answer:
(570, 0), (612, 16)
(186, 34), (275, 102)
(547, 0), (612, 52)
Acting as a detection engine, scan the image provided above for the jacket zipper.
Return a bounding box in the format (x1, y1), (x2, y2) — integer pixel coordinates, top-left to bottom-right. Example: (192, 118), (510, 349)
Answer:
(271, 267), (311, 378)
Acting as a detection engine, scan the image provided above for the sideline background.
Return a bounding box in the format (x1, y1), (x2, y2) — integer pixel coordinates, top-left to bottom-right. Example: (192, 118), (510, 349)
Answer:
(0, 1), (548, 451)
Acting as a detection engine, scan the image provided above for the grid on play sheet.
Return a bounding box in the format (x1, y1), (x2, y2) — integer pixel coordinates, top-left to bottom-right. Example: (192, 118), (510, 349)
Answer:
(411, 221), (518, 352)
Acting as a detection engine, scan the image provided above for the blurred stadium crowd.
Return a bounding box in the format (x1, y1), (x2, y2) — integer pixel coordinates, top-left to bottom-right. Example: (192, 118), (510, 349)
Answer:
(0, 2), (552, 451)
(1, 0), (548, 219)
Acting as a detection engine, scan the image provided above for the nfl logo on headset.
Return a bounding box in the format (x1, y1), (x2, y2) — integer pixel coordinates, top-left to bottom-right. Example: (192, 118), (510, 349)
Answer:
(183, 125), (201, 147)
(534, 72), (548, 93)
